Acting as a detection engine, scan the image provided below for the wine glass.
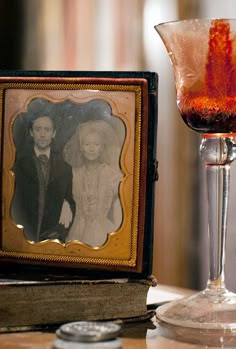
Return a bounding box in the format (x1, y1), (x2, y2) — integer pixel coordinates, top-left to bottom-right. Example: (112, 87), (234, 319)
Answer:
(154, 18), (236, 330)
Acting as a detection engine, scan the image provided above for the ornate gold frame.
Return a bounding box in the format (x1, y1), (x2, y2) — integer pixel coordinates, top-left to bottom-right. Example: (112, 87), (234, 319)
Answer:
(0, 72), (155, 275)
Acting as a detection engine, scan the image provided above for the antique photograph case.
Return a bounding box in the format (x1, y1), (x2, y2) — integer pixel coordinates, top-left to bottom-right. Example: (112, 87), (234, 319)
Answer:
(0, 71), (158, 277)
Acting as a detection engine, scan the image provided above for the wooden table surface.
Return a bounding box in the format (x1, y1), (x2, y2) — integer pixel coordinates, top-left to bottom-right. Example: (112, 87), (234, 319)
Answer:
(1, 285), (236, 349)
(1, 319), (236, 349)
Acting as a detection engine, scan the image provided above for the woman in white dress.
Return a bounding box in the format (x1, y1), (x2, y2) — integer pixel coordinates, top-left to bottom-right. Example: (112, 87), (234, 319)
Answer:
(64, 119), (123, 247)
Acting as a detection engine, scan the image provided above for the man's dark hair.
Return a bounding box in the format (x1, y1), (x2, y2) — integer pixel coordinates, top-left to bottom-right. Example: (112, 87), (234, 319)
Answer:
(28, 114), (56, 131)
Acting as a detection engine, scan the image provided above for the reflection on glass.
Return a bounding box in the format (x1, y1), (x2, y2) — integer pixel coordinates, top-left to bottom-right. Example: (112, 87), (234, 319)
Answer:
(11, 97), (124, 246)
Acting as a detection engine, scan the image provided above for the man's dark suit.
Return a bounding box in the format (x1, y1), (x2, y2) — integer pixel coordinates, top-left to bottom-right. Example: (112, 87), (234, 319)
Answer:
(11, 148), (75, 242)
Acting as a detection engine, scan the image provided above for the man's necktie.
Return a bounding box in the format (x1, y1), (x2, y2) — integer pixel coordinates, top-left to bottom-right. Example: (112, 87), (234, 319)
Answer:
(38, 154), (49, 184)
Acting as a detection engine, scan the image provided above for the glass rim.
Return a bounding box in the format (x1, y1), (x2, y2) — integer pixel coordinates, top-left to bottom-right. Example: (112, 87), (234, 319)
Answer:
(154, 17), (236, 30)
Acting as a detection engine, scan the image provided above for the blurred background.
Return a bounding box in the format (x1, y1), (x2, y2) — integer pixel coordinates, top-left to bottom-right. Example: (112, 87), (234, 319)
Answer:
(2, 0), (236, 291)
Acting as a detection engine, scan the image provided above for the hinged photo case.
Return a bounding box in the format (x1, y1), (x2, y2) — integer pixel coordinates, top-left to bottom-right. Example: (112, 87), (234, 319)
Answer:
(0, 71), (158, 278)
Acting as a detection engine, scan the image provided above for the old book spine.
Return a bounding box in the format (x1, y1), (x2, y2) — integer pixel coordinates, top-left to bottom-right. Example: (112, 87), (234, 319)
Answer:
(0, 276), (157, 330)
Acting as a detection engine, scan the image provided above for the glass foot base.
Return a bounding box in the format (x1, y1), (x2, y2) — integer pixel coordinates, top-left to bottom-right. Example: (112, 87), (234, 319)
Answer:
(156, 289), (236, 330)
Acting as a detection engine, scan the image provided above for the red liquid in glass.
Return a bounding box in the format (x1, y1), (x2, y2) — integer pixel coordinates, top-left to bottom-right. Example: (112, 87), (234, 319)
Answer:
(180, 20), (236, 134)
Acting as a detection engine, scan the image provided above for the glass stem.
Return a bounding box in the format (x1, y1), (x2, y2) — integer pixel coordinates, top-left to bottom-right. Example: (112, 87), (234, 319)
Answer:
(206, 163), (229, 292)
(200, 136), (236, 294)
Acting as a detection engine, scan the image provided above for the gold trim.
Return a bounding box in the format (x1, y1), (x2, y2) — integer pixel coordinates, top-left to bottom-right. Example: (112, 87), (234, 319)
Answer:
(1, 81), (143, 269)
(1, 82), (141, 93)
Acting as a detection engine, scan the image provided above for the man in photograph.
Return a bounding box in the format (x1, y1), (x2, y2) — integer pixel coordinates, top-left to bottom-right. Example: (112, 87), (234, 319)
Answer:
(11, 114), (75, 242)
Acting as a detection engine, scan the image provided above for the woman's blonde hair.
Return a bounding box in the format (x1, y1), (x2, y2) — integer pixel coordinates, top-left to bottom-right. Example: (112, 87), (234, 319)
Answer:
(64, 119), (121, 168)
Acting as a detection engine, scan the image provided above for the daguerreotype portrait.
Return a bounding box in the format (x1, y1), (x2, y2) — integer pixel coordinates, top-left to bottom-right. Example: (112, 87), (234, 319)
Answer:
(0, 71), (158, 276)
(11, 97), (124, 246)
